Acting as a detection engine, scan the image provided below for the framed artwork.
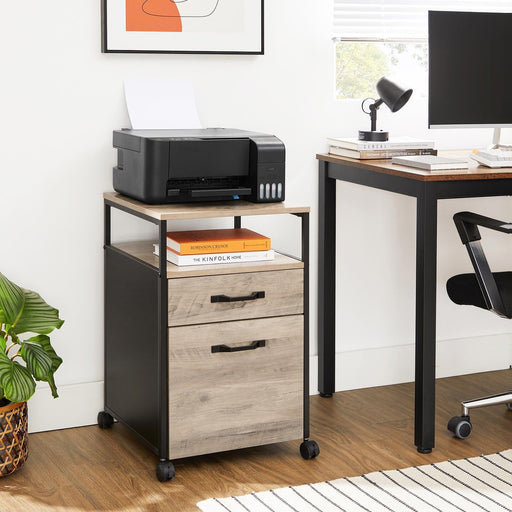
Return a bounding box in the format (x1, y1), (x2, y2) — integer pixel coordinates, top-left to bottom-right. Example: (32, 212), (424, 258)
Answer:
(101, 0), (264, 54)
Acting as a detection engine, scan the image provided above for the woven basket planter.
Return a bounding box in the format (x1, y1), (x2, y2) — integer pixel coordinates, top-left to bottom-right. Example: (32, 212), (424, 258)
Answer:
(0, 401), (28, 476)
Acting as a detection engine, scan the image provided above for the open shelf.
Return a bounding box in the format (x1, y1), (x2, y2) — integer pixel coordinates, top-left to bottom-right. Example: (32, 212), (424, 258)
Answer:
(112, 241), (304, 278)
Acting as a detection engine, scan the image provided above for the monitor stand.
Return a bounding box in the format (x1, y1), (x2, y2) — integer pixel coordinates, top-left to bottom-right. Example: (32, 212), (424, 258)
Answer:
(491, 127), (512, 149)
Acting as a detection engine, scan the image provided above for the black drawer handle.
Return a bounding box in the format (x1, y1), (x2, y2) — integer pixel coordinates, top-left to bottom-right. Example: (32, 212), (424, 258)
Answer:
(211, 291), (265, 303)
(211, 340), (266, 353)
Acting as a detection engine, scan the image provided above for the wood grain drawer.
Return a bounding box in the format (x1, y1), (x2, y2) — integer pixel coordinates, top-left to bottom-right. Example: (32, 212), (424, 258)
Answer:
(168, 315), (303, 459)
(168, 269), (303, 326)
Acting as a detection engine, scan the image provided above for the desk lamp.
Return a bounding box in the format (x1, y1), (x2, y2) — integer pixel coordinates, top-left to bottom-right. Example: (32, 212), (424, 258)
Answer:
(359, 77), (413, 142)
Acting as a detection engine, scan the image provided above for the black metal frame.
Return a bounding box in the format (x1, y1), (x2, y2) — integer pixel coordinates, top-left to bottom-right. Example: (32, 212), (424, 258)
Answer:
(453, 211), (512, 318)
(297, 211), (310, 440)
(104, 199), (169, 460)
(317, 159), (512, 453)
(103, 198), (311, 466)
(101, 0), (264, 55)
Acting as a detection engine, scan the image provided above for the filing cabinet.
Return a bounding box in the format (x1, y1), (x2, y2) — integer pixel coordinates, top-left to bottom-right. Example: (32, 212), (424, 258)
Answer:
(100, 192), (318, 481)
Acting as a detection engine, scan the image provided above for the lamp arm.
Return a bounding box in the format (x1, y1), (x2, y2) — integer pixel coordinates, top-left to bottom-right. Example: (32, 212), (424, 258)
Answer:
(369, 99), (383, 132)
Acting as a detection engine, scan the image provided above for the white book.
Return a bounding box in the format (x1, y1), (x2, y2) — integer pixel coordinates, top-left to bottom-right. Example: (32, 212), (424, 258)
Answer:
(153, 244), (275, 266)
(391, 155), (469, 171)
(327, 136), (435, 151)
(329, 146), (438, 160)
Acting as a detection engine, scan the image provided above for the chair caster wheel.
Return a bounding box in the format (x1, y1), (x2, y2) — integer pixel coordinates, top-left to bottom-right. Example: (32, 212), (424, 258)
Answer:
(156, 460), (175, 482)
(97, 411), (114, 429)
(300, 440), (320, 460)
(447, 415), (472, 439)
(507, 403), (512, 411)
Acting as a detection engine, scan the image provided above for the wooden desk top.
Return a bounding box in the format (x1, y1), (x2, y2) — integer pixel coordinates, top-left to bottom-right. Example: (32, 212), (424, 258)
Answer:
(317, 151), (512, 182)
(104, 192), (309, 221)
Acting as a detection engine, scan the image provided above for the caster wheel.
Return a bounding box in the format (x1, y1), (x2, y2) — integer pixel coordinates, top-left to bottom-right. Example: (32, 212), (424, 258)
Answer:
(507, 403), (512, 411)
(300, 440), (320, 460)
(97, 411), (114, 429)
(156, 460), (175, 482)
(447, 415), (472, 439)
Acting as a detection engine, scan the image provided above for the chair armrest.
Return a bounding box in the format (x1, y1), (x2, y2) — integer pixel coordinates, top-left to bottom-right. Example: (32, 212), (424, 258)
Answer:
(452, 211), (510, 317)
(454, 211), (512, 245)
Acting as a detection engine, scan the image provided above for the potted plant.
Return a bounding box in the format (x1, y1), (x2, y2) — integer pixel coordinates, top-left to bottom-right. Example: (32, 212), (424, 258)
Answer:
(0, 272), (64, 476)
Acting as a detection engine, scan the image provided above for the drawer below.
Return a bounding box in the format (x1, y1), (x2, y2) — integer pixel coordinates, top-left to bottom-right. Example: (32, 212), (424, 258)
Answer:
(168, 315), (303, 459)
(168, 269), (303, 326)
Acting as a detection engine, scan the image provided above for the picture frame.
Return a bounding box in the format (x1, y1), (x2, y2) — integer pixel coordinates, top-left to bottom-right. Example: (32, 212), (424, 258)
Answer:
(101, 0), (264, 54)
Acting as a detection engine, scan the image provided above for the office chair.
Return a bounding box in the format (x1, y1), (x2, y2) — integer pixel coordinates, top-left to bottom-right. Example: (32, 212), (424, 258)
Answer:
(446, 211), (512, 439)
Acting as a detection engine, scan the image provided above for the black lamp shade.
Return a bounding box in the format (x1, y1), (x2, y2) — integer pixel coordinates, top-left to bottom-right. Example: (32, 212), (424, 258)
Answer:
(376, 77), (413, 113)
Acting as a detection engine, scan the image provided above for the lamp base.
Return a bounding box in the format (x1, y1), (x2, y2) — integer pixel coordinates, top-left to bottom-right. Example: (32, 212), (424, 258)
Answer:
(358, 130), (389, 142)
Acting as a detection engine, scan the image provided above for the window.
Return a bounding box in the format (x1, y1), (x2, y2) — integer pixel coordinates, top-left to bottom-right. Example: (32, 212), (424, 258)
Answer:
(335, 41), (427, 100)
(334, 1), (511, 100)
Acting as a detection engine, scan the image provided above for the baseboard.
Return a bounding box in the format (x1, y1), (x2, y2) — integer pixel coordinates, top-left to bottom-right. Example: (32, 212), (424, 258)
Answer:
(26, 334), (511, 432)
(309, 333), (512, 395)
(28, 381), (103, 433)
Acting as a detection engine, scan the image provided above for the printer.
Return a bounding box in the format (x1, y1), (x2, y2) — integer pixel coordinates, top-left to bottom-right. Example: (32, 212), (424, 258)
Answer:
(112, 128), (286, 204)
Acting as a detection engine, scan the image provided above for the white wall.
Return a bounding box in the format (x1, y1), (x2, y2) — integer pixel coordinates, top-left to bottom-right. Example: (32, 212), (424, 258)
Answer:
(2, 1), (511, 432)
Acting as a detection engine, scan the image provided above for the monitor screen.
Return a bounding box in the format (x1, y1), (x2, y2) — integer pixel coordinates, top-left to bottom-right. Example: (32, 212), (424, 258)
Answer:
(428, 11), (512, 129)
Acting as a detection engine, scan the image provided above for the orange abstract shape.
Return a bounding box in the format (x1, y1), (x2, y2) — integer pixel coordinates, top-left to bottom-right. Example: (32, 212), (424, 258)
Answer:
(126, 0), (182, 32)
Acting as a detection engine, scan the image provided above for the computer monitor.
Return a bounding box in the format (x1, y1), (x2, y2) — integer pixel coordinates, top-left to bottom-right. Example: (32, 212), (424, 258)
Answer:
(428, 10), (512, 145)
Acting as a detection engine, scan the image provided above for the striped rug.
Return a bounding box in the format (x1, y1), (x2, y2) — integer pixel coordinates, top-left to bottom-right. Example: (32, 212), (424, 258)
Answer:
(197, 450), (512, 512)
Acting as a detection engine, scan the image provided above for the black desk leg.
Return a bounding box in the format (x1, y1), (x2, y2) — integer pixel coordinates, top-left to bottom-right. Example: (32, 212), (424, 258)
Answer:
(414, 190), (437, 453)
(318, 161), (336, 397)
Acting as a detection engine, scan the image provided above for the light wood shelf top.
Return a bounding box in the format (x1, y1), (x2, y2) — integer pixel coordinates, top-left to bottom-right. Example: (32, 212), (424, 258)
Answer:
(317, 150), (512, 182)
(104, 192), (309, 220)
(112, 241), (304, 278)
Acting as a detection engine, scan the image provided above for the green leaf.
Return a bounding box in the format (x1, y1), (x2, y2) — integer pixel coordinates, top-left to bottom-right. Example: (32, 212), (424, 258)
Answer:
(27, 336), (62, 372)
(0, 352), (36, 402)
(20, 341), (53, 380)
(26, 335), (62, 398)
(12, 289), (64, 335)
(0, 335), (5, 353)
(0, 273), (25, 326)
(0, 308), (5, 325)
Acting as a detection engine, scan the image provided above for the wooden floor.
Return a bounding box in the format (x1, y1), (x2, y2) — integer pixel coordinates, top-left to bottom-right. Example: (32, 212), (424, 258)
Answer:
(1, 369), (511, 511)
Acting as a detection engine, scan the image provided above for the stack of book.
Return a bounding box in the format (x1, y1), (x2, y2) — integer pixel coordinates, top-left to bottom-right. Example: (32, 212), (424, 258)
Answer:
(153, 228), (274, 266)
(328, 136), (437, 160)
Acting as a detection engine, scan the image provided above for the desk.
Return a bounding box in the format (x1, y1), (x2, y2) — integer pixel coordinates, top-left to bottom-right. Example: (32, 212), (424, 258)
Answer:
(316, 152), (512, 453)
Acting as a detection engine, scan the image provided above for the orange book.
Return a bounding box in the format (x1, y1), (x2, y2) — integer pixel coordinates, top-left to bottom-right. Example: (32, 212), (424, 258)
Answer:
(166, 228), (271, 255)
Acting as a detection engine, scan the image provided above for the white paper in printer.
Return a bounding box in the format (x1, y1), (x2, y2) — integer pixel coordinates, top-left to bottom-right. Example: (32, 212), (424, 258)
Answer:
(123, 78), (202, 130)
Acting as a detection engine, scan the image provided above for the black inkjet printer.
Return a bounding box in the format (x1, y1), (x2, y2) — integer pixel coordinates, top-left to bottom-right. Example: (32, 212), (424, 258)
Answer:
(112, 128), (286, 204)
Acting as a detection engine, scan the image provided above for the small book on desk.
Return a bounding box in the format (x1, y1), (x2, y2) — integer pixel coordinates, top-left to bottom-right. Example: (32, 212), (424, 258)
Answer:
(391, 155), (469, 171)
(329, 146), (437, 160)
